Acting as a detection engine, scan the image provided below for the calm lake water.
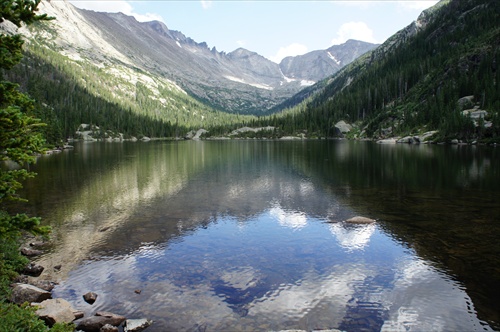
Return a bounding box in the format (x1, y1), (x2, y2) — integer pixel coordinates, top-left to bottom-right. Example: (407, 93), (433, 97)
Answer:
(13, 140), (500, 331)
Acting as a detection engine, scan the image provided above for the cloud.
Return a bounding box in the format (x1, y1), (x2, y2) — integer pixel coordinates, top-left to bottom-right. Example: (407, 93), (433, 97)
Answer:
(68, 1), (163, 22)
(396, 1), (439, 10)
(333, 1), (377, 10)
(269, 43), (308, 63)
(201, 1), (213, 9)
(331, 21), (377, 46)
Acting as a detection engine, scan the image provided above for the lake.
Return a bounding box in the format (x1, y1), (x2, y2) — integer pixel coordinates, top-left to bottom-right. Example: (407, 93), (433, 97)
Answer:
(14, 140), (500, 331)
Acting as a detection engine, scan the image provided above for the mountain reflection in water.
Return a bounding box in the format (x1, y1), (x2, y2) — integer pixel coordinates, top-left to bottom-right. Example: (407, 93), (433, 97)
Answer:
(13, 140), (498, 331)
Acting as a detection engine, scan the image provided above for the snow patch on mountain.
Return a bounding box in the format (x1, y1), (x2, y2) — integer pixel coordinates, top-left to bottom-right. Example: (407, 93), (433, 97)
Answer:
(225, 76), (274, 91)
(327, 52), (341, 65)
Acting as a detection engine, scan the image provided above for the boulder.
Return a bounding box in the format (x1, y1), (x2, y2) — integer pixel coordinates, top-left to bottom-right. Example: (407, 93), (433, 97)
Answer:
(124, 319), (153, 332)
(457, 95), (474, 110)
(75, 312), (125, 332)
(23, 263), (44, 277)
(397, 136), (420, 144)
(10, 283), (52, 304)
(30, 280), (57, 292)
(21, 247), (43, 257)
(28, 240), (46, 248)
(420, 131), (438, 142)
(376, 138), (398, 144)
(95, 311), (126, 326)
(345, 216), (376, 224)
(83, 292), (98, 304)
(74, 310), (85, 319)
(334, 120), (352, 137)
(34, 298), (77, 326)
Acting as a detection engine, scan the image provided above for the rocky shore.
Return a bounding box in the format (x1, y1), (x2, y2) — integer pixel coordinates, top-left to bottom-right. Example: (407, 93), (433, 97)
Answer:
(10, 237), (152, 332)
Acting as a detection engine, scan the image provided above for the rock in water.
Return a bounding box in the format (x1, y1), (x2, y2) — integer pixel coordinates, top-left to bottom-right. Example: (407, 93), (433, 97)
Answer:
(75, 312), (126, 332)
(345, 216), (376, 224)
(95, 312), (126, 326)
(83, 292), (98, 304)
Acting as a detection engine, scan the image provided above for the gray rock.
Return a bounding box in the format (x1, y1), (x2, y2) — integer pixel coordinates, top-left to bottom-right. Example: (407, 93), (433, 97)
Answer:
(335, 120), (352, 135)
(30, 280), (57, 292)
(420, 131), (438, 142)
(74, 310), (85, 319)
(124, 319), (153, 332)
(470, 110), (487, 119)
(95, 312), (126, 326)
(345, 216), (376, 224)
(457, 95), (474, 110)
(83, 292), (98, 304)
(397, 136), (420, 144)
(10, 283), (52, 304)
(76, 312), (126, 332)
(23, 263), (44, 277)
(34, 298), (76, 326)
(100, 324), (119, 332)
(450, 139), (459, 144)
(29, 240), (46, 248)
(376, 138), (398, 144)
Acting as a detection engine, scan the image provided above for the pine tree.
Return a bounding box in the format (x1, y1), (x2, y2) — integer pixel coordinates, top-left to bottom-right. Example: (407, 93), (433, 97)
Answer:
(1, 0), (52, 237)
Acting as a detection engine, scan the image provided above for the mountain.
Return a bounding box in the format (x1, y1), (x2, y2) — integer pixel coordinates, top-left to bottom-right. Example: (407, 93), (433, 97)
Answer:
(280, 40), (378, 83)
(269, 0), (499, 142)
(6, 0), (375, 116)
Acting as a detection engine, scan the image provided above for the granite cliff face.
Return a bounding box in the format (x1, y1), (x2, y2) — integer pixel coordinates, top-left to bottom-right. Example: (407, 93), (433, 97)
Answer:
(280, 40), (378, 82)
(21, 0), (376, 114)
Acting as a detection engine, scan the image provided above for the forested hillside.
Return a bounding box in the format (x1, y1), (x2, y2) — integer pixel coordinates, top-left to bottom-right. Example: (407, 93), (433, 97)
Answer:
(2, 40), (255, 143)
(258, 0), (500, 142)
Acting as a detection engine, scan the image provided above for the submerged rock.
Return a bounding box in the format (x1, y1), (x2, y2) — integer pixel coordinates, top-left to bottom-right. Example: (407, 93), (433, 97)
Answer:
(345, 216), (376, 224)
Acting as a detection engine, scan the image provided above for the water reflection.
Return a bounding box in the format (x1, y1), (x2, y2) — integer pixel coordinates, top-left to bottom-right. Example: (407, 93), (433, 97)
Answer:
(14, 141), (499, 331)
(328, 223), (376, 251)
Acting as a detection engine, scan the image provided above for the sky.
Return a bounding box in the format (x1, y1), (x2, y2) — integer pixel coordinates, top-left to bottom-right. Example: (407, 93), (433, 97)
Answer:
(67, 0), (439, 63)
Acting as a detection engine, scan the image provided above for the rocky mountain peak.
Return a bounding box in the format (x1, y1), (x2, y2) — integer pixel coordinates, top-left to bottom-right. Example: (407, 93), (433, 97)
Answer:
(21, 0), (379, 114)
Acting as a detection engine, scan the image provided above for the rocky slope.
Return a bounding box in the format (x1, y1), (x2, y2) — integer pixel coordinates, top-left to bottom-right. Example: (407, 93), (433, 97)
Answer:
(280, 40), (378, 82)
